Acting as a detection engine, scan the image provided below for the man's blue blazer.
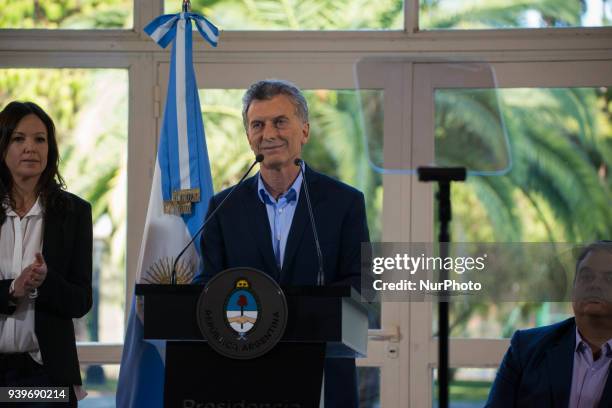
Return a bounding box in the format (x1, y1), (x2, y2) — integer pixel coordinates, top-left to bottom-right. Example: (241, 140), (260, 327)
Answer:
(486, 317), (612, 407)
(198, 165), (370, 408)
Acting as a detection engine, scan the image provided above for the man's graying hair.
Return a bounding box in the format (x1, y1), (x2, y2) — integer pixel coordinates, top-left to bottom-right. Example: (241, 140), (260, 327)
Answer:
(242, 79), (309, 130)
(573, 240), (612, 285)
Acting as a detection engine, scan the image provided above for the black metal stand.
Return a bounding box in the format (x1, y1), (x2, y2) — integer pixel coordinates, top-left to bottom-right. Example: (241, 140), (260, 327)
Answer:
(417, 166), (466, 408)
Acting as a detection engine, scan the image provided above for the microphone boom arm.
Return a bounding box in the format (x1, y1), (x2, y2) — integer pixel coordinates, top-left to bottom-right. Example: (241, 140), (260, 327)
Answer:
(171, 154), (264, 284)
(295, 158), (325, 286)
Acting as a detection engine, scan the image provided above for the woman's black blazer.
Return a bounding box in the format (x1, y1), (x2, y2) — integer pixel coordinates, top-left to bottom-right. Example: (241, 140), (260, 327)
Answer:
(0, 191), (93, 385)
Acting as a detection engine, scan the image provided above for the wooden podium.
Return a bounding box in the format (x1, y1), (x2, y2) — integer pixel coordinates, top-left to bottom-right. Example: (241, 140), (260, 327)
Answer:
(135, 284), (368, 407)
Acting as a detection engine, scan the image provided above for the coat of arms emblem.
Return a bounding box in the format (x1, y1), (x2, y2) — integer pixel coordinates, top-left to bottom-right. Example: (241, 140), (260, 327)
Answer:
(225, 279), (259, 340)
(198, 267), (287, 359)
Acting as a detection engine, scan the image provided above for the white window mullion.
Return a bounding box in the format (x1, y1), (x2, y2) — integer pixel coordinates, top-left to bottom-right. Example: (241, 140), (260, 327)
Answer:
(405, 0), (420, 34)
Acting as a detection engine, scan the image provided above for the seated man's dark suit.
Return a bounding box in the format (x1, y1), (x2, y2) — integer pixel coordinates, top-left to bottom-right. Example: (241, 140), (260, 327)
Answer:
(199, 165), (370, 408)
(0, 192), (92, 397)
(486, 317), (612, 408)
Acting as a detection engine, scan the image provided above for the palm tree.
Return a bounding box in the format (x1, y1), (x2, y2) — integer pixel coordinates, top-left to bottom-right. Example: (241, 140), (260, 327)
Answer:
(442, 88), (612, 244)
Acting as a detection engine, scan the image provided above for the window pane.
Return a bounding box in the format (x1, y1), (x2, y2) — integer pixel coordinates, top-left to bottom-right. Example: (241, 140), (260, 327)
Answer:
(165, 0), (403, 30)
(420, 0), (611, 29)
(0, 68), (128, 343)
(359, 366), (381, 408)
(433, 87), (611, 338)
(0, 0), (133, 29)
(80, 364), (119, 407)
(433, 368), (496, 408)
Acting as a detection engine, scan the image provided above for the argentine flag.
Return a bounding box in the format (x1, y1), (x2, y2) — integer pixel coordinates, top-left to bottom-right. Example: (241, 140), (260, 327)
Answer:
(116, 11), (219, 407)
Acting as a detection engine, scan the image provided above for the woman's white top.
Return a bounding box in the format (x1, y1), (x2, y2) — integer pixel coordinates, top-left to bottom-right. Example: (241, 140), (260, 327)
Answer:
(0, 198), (43, 363)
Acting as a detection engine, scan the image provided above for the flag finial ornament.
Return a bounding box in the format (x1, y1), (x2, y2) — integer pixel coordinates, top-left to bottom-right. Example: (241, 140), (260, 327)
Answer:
(144, 9), (219, 49)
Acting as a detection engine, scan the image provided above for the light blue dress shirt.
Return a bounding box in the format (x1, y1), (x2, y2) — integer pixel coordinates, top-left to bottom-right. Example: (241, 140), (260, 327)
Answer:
(257, 170), (302, 269)
(569, 328), (612, 408)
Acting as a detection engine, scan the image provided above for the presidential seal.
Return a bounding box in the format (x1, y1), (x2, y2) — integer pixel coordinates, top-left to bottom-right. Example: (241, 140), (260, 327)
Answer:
(197, 267), (288, 360)
(225, 279), (259, 340)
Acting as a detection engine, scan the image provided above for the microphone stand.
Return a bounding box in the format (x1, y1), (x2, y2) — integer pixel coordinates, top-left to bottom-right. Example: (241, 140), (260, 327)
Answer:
(170, 154), (264, 285)
(417, 166), (466, 408)
(295, 159), (325, 286)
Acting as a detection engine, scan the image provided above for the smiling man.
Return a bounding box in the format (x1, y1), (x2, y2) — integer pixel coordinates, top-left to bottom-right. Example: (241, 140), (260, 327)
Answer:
(199, 79), (370, 408)
(486, 241), (612, 408)
(244, 85), (309, 197)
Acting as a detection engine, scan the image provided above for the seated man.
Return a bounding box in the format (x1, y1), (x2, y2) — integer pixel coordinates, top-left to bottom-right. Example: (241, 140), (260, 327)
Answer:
(486, 241), (612, 407)
(199, 79), (370, 408)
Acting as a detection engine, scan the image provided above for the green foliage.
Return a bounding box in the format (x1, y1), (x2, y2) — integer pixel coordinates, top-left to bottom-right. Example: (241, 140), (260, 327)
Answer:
(0, 69), (88, 141)
(0, 0), (132, 29)
(200, 89), (254, 191)
(421, 0), (585, 29)
(443, 87), (612, 245)
(167, 0), (403, 29)
(434, 376), (494, 403)
(305, 90), (383, 239)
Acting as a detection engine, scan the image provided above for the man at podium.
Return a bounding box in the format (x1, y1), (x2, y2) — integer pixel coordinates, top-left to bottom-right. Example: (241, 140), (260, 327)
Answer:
(198, 79), (370, 408)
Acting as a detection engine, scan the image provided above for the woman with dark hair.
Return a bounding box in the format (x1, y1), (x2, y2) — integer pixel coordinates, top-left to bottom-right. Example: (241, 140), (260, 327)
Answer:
(0, 101), (92, 407)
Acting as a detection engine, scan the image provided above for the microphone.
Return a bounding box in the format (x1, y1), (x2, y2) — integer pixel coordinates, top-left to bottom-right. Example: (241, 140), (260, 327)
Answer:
(294, 158), (325, 286)
(171, 154), (264, 284)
